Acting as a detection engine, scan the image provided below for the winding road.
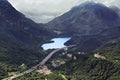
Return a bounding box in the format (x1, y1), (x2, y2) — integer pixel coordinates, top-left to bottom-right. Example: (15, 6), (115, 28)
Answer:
(2, 45), (75, 80)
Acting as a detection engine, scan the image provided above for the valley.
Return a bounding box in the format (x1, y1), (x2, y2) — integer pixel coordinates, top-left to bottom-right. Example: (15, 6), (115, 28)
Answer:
(0, 0), (120, 80)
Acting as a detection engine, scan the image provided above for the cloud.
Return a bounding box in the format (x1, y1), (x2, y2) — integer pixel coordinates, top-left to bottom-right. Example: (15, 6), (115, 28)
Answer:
(8, 0), (120, 23)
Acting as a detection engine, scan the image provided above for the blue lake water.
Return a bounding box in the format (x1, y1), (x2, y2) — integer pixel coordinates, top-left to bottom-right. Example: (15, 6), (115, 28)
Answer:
(42, 37), (71, 50)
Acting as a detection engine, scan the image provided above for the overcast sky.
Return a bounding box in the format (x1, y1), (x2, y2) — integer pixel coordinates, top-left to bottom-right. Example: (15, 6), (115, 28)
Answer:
(8, 0), (120, 23)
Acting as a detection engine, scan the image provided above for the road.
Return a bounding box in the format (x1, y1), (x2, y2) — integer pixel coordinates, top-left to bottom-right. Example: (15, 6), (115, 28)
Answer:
(2, 45), (75, 80)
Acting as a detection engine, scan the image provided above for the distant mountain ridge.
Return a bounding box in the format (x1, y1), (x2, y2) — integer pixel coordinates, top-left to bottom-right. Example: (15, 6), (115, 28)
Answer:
(47, 2), (120, 36)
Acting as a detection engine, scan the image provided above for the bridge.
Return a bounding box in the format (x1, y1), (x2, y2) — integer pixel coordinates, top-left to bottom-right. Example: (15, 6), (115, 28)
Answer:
(2, 45), (75, 80)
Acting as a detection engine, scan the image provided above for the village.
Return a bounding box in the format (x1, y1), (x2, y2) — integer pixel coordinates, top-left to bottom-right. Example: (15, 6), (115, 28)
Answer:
(37, 51), (106, 76)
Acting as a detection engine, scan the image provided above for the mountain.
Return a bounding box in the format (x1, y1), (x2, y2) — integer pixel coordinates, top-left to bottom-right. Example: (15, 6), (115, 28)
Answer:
(0, 0), (53, 78)
(46, 1), (120, 52)
(47, 2), (120, 36)
(0, 0), (52, 49)
(65, 26), (120, 52)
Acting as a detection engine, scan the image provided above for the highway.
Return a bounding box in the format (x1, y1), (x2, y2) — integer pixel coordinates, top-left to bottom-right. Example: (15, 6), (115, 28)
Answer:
(2, 45), (75, 80)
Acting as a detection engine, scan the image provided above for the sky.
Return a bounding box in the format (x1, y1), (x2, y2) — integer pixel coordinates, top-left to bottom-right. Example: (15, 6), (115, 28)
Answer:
(8, 0), (120, 23)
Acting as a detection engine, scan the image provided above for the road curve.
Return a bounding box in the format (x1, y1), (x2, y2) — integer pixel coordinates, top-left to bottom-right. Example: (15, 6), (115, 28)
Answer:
(2, 45), (75, 80)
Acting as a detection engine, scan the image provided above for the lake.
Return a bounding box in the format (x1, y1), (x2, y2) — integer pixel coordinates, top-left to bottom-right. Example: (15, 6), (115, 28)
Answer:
(42, 37), (71, 50)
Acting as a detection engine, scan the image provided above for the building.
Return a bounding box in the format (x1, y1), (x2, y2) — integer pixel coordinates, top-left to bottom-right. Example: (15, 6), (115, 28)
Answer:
(51, 60), (65, 68)
(38, 65), (52, 75)
(67, 54), (73, 58)
(94, 53), (106, 59)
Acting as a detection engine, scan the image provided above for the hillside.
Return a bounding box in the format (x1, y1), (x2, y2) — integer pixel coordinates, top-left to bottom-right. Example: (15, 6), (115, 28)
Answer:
(0, 0), (52, 49)
(65, 26), (120, 52)
(55, 41), (120, 80)
(46, 2), (120, 36)
(12, 40), (120, 80)
(0, 0), (52, 79)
